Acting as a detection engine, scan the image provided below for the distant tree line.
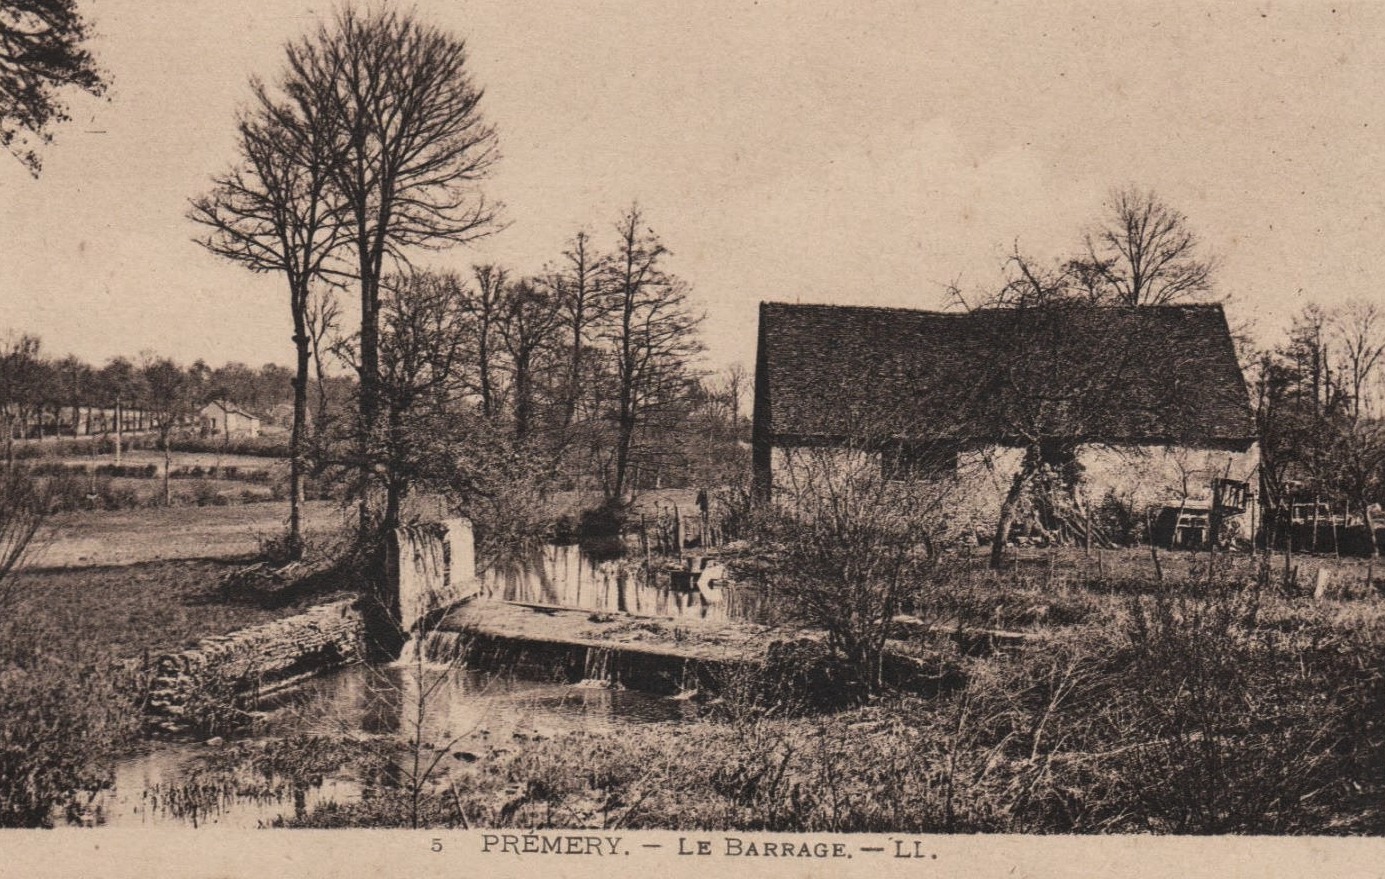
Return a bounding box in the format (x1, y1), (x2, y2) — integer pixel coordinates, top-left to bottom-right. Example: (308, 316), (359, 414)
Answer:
(0, 334), (329, 440)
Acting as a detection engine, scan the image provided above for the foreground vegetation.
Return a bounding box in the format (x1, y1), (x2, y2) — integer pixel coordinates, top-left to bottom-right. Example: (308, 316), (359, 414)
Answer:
(0, 497), (357, 827)
(121, 556), (1385, 835)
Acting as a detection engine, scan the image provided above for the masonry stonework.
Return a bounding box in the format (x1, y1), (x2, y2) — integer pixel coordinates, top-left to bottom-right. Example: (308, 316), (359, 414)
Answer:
(145, 598), (365, 733)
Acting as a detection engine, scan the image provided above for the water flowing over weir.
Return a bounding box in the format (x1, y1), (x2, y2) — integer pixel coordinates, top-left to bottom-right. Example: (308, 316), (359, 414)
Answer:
(478, 543), (766, 624)
(579, 646), (618, 688)
(110, 530), (772, 827)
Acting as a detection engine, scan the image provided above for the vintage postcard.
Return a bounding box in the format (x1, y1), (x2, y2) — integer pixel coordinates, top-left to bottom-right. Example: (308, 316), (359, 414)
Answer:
(2, 1), (1385, 876)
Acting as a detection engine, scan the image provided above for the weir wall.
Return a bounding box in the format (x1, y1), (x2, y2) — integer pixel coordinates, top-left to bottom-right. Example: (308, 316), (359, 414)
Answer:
(145, 598), (365, 733)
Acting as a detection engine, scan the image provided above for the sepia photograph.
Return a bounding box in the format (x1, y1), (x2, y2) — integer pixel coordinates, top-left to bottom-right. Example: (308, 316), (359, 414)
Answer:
(3, 0), (1385, 875)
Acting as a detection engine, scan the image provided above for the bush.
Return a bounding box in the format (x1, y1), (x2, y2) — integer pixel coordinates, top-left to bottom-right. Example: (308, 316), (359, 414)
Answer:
(95, 479), (141, 511)
(0, 623), (143, 827)
(749, 443), (949, 691)
(168, 435), (288, 458)
(191, 480), (222, 507)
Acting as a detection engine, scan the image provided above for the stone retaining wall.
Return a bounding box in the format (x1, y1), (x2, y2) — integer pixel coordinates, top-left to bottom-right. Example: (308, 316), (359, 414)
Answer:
(145, 598), (365, 733)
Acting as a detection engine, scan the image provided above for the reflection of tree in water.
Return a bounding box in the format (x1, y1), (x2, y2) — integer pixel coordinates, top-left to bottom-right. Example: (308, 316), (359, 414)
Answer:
(360, 666), (405, 736)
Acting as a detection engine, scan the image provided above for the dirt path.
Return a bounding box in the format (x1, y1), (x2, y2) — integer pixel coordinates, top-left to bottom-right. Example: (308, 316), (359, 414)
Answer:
(24, 501), (351, 569)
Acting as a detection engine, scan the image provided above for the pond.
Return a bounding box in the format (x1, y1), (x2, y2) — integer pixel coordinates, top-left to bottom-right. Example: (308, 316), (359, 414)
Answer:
(97, 664), (697, 828)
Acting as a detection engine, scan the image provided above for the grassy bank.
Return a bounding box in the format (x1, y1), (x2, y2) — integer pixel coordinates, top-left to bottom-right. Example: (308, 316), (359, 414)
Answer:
(8, 558), (354, 657)
(1, 500), (360, 826)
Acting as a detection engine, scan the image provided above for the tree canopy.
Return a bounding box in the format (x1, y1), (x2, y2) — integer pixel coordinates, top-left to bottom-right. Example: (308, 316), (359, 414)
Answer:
(0, 0), (106, 175)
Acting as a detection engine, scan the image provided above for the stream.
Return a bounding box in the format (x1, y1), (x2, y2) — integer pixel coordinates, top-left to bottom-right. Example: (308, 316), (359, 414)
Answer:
(99, 665), (696, 828)
(96, 543), (752, 829)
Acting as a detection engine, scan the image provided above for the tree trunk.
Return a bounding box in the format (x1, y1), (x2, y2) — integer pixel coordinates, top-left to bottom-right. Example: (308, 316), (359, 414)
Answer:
(382, 405), (405, 538)
(990, 452), (1035, 570)
(513, 350), (531, 443)
(356, 224), (381, 541)
(163, 433), (172, 506)
(288, 319), (311, 561)
(1364, 498), (1380, 559)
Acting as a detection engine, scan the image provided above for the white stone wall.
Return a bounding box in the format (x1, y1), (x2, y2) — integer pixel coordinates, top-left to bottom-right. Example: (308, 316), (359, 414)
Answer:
(393, 517), (479, 633)
(770, 440), (1261, 541)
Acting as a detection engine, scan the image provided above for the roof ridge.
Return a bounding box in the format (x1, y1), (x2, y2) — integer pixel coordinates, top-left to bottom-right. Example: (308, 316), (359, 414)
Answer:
(760, 300), (1226, 316)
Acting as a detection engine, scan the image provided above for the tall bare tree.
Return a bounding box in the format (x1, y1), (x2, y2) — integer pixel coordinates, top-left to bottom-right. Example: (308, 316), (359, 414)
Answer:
(1329, 299), (1385, 421)
(603, 205), (704, 500)
(0, 0), (106, 175)
(551, 230), (610, 429)
(956, 251), (1208, 568)
(1073, 186), (1216, 307)
(189, 77), (347, 559)
(282, 6), (501, 537)
(498, 277), (561, 444)
(468, 263), (508, 421)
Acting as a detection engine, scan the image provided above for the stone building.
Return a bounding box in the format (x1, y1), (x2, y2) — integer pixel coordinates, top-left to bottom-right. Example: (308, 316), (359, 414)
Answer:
(199, 400), (262, 439)
(751, 301), (1261, 546)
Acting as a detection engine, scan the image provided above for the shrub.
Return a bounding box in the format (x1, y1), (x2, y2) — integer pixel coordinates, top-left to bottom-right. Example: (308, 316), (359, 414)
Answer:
(0, 623), (142, 827)
(191, 480), (222, 507)
(750, 442), (951, 691)
(95, 479), (140, 511)
(168, 435), (288, 458)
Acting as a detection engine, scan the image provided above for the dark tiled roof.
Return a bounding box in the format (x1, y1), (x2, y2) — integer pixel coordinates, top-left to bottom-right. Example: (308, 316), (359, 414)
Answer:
(755, 301), (1255, 444)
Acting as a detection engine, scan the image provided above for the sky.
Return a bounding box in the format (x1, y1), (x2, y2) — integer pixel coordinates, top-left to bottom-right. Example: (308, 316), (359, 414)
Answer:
(1, 0), (1383, 375)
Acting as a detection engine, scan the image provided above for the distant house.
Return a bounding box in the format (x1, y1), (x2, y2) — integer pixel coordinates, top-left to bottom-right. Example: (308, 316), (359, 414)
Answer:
(200, 400), (261, 439)
(751, 301), (1261, 545)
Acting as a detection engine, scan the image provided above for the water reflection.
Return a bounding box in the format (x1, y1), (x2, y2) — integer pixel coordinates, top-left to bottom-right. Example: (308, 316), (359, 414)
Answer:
(482, 543), (766, 623)
(101, 665), (694, 829)
(268, 663), (695, 742)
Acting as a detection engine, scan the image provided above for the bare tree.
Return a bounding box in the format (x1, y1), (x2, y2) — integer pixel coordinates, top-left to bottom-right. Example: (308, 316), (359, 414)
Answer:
(956, 251), (1207, 568)
(189, 77), (347, 559)
(1329, 299), (1385, 422)
(282, 5), (502, 537)
(0, 0), (107, 175)
(1328, 419), (1385, 558)
(498, 277), (561, 444)
(304, 283), (342, 440)
(551, 230), (610, 428)
(603, 205), (704, 500)
(722, 362), (749, 424)
(467, 263), (508, 421)
(1073, 186), (1217, 307)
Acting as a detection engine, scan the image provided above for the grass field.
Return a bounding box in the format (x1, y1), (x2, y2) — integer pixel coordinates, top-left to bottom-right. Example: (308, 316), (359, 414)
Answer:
(8, 558), (354, 656)
(8, 500), (358, 657)
(24, 500), (351, 569)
